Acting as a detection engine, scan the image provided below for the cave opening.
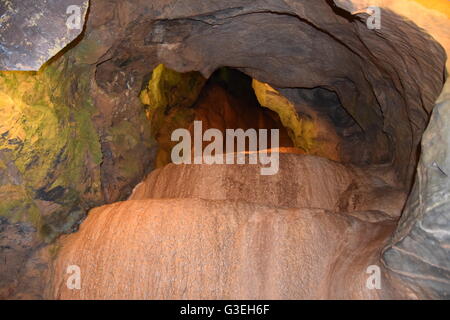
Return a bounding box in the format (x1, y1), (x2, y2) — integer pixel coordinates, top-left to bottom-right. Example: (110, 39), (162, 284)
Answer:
(139, 66), (295, 168)
(126, 60), (409, 218)
(138, 64), (393, 173)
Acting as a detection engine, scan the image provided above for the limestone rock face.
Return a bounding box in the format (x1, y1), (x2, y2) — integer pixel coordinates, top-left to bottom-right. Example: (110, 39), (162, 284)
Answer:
(0, 0), (89, 71)
(0, 58), (154, 239)
(333, 0), (450, 64)
(0, 218), (38, 299)
(0, 217), (50, 299)
(0, 10), (155, 298)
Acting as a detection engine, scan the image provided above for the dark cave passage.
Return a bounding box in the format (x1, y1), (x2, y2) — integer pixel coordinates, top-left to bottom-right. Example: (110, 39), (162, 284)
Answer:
(140, 65), (393, 171)
(141, 67), (294, 168)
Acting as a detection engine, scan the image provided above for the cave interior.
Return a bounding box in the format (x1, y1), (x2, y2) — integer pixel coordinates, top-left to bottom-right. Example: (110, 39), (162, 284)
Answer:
(0, 0), (449, 300)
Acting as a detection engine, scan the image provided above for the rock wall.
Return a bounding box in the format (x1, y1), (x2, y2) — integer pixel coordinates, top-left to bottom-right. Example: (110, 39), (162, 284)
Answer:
(131, 153), (406, 218)
(0, 0), (445, 227)
(0, 61), (102, 240)
(140, 67), (295, 167)
(92, 0), (445, 186)
(334, 0), (450, 299)
(0, 1), (156, 297)
(382, 83), (450, 298)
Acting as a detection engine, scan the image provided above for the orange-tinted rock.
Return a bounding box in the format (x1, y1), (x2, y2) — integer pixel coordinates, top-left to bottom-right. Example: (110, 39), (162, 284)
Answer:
(49, 153), (409, 299)
(50, 198), (399, 299)
(131, 153), (406, 218)
(191, 82), (294, 150)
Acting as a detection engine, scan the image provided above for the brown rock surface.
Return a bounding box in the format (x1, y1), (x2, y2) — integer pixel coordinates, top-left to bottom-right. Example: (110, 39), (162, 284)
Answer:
(49, 153), (406, 299)
(0, 218), (49, 299)
(147, 71), (294, 167)
(92, 0), (446, 185)
(50, 198), (398, 300)
(334, 0), (450, 299)
(131, 153), (406, 218)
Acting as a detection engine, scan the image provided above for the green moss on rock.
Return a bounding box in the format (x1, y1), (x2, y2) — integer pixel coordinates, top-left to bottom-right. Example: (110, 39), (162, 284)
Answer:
(252, 80), (316, 152)
(140, 64), (206, 115)
(140, 64), (205, 167)
(0, 58), (102, 241)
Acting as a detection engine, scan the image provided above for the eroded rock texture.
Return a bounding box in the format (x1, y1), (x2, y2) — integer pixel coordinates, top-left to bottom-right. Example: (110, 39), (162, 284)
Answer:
(140, 67), (294, 167)
(382, 82), (450, 299)
(50, 153), (402, 300)
(333, 0), (450, 299)
(131, 154), (406, 219)
(0, 3), (155, 298)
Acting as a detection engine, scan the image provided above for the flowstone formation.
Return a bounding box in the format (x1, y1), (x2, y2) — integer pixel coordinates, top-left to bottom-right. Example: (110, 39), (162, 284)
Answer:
(51, 153), (404, 300)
